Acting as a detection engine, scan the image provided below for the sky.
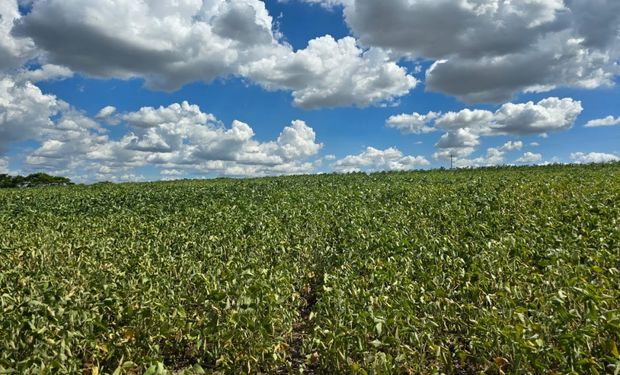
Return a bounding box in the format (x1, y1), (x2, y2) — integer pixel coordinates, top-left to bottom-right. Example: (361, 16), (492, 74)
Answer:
(0, 0), (619, 182)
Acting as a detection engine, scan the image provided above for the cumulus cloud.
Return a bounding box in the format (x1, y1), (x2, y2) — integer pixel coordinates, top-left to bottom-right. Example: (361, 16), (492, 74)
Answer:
(11, 0), (277, 90)
(90, 172), (146, 184)
(160, 169), (185, 177)
(5, 0), (620, 107)
(0, 157), (9, 174)
(390, 98), (581, 162)
(329, 0), (620, 102)
(121, 102), (217, 129)
(437, 141), (521, 168)
(95, 106), (117, 120)
(498, 141), (523, 152)
(16, 64), (73, 82)
(24, 109), (108, 171)
(386, 111), (439, 134)
(6, 0), (416, 109)
(333, 146), (429, 173)
(452, 147), (505, 168)
(241, 36), (417, 108)
(277, 120), (323, 159)
(388, 98), (581, 161)
(94, 102), (322, 173)
(570, 152), (619, 164)
(0, 0), (35, 70)
(1, 71), (325, 180)
(0, 75), (65, 152)
(281, 0), (348, 9)
(516, 152), (543, 164)
(434, 109), (494, 132)
(434, 98), (583, 136)
(23, 100), (323, 180)
(585, 115), (620, 127)
(433, 128), (480, 159)
(435, 128), (480, 149)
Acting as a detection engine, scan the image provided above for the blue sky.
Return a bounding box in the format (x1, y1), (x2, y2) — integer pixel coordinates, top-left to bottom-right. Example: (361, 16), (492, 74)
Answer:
(0, 0), (619, 182)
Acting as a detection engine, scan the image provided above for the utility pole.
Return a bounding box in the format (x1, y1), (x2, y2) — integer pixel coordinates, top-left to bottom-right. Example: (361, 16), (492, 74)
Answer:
(450, 153), (454, 170)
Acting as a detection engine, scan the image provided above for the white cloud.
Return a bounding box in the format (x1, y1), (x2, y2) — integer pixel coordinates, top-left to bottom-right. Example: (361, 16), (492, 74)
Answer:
(0, 157), (9, 174)
(107, 102), (322, 171)
(6, 0), (416, 109)
(24, 109), (108, 171)
(277, 120), (323, 160)
(0, 72), (325, 180)
(332, 146), (429, 173)
(491, 98), (583, 135)
(388, 97), (580, 161)
(331, 0), (620, 102)
(0, 75), (65, 152)
(434, 109), (494, 131)
(435, 128), (480, 149)
(22, 100), (324, 180)
(12, 0), (278, 90)
(121, 101), (217, 129)
(16, 64), (73, 82)
(282, 0), (348, 9)
(387, 97), (580, 161)
(95, 106), (117, 120)
(434, 98), (583, 136)
(433, 128), (479, 159)
(91, 173), (146, 184)
(530, 142), (540, 147)
(160, 169), (186, 180)
(498, 141), (523, 152)
(516, 152), (543, 164)
(241, 36), (417, 108)
(585, 115), (620, 127)
(5, 0), (619, 108)
(386, 111), (439, 134)
(160, 169), (185, 177)
(450, 141), (523, 168)
(0, 0), (35, 70)
(453, 147), (505, 168)
(570, 152), (619, 164)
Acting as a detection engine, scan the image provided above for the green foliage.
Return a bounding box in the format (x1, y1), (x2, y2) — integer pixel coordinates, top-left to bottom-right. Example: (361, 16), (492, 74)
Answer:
(0, 173), (73, 188)
(0, 164), (619, 374)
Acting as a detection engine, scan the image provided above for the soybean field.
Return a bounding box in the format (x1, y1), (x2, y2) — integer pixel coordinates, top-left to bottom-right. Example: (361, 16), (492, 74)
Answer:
(1, 164), (619, 374)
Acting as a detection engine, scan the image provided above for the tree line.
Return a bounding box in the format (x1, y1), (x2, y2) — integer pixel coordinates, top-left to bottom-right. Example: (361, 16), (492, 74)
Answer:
(0, 173), (73, 188)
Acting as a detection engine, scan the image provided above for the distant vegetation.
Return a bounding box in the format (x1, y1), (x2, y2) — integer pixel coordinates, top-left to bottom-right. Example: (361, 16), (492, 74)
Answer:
(0, 164), (619, 374)
(0, 173), (73, 188)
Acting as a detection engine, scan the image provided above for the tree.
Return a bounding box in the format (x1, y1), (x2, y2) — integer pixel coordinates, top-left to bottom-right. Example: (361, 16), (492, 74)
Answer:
(0, 173), (73, 188)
